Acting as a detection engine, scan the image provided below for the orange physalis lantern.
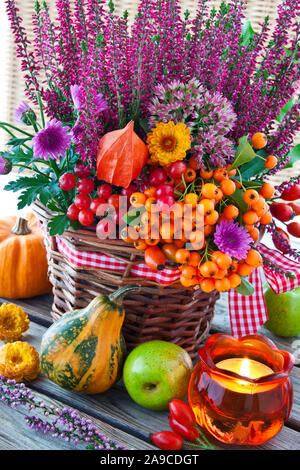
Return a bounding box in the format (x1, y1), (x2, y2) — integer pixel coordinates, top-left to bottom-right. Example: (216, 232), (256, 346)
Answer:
(96, 121), (149, 188)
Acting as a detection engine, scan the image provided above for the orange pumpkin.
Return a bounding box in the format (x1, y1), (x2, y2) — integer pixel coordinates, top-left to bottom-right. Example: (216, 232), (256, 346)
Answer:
(96, 121), (148, 188)
(0, 214), (52, 299)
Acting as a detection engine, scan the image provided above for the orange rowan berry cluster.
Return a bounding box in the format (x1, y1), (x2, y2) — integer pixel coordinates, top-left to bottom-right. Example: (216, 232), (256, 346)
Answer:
(122, 152), (273, 292)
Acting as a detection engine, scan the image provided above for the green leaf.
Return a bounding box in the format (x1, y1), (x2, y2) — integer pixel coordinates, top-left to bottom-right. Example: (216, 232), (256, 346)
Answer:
(276, 98), (295, 123)
(138, 118), (151, 134)
(232, 178), (264, 189)
(4, 175), (60, 210)
(241, 20), (255, 46)
(46, 201), (61, 212)
(123, 207), (144, 227)
(48, 214), (70, 236)
(239, 150), (267, 180)
(283, 144), (300, 169)
(228, 188), (248, 213)
(7, 136), (31, 148)
(230, 136), (256, 170)
(2, 146), (34, 166)
(234, 277), (255, 296)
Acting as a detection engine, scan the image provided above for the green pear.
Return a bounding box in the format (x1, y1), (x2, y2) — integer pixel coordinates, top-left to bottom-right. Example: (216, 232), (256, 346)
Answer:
(123, 340), (193, 410)
(264, 284), (300, 337)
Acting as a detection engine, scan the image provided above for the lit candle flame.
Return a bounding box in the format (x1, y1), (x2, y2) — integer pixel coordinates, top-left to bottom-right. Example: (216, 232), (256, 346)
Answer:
(239, 358), (250, 378)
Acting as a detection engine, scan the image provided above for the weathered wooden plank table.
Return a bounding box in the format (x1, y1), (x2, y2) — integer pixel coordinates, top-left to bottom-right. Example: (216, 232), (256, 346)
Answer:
(0, 292), (299, 451)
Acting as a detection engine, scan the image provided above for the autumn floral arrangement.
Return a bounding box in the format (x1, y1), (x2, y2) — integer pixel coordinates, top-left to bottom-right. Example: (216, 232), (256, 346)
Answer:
(1, 0), (300, 297)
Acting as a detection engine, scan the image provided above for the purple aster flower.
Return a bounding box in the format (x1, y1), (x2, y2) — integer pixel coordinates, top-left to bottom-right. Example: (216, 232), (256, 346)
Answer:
(32, 119), (71, 160)
(70, 85), (108, 114)
(70, 121), (84, 144)
(214, 219), (252, 260)
(14, 101), (36, 126)
(0, 155), (12, 175)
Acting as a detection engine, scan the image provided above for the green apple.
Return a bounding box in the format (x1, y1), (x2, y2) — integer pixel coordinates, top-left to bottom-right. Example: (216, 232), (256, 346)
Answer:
(264, 284), (300, 337)
(123, 340), (193, 410)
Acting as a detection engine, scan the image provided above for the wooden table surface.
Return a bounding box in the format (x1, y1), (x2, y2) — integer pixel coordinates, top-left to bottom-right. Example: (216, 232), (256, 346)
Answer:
(0, 293), (299, 451)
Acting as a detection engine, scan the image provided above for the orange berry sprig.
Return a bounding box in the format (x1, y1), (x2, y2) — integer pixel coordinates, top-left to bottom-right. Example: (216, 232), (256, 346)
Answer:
(120, 161), (271, 293)
(242, 186), (273, 240)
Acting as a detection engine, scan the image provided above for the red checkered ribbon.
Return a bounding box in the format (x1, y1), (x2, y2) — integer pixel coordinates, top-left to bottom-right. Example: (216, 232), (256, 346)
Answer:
(55, 236), (181, 285)
(53, 235), (300, 337)
(228, 243), (300, 337)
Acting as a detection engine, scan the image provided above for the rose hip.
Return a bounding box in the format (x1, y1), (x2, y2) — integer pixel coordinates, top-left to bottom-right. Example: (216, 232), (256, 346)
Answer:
(272, 227), (290, 253)
(287, 222), (300, 238)
(150, 431), (183, 450)
(281, 184), (300, 201)
(169, 415), (199, 442)
(270, 202), (294, 222)
(288, 203), (300, 216)
(169, 399), (196, 428)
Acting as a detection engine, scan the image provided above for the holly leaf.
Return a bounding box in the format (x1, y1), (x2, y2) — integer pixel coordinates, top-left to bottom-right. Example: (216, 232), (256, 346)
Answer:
(48, 214), (70, 236)
(230, 136), (256, 170)
(234, 277), (255, 296)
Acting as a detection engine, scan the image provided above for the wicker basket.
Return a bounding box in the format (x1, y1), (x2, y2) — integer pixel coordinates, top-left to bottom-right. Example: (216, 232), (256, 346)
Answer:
(32, 200), (220, 359)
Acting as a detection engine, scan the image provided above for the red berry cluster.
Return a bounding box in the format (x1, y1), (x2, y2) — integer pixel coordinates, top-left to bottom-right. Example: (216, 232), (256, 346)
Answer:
(150, 399), (215, 450)
(60, 162), (136, 232)
(270, 184), (300, 246)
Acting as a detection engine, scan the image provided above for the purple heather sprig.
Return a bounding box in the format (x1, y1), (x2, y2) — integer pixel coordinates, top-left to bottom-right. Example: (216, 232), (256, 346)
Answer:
(6, 0), (300, 164)
(214, 219), (252, 260)
(262, 255), (297, 279)
(0, 375), (126, 450)
(275, 175), (300, 196)
(5, 0), (42, 102)
(55, 0), (78, 92)
(266, 220), (300, 261)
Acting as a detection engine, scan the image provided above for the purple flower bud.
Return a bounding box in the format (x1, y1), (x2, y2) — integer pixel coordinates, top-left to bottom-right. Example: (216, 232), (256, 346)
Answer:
(14, 101), (36, 126)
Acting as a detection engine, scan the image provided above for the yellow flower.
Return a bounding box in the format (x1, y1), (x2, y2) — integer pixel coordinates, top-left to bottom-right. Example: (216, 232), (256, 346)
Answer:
(147, 121), (191, 166)
(0, 341), (40, 382)
(0, 303), (30, 342)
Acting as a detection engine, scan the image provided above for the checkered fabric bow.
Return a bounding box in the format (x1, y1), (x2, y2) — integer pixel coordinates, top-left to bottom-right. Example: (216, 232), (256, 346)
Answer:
(228, 243), (300, 337)
(55, 236), (300, 337)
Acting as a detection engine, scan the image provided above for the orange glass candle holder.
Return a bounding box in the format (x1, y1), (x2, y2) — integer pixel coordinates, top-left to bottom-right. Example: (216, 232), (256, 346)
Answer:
(188, 333), (295, 445)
